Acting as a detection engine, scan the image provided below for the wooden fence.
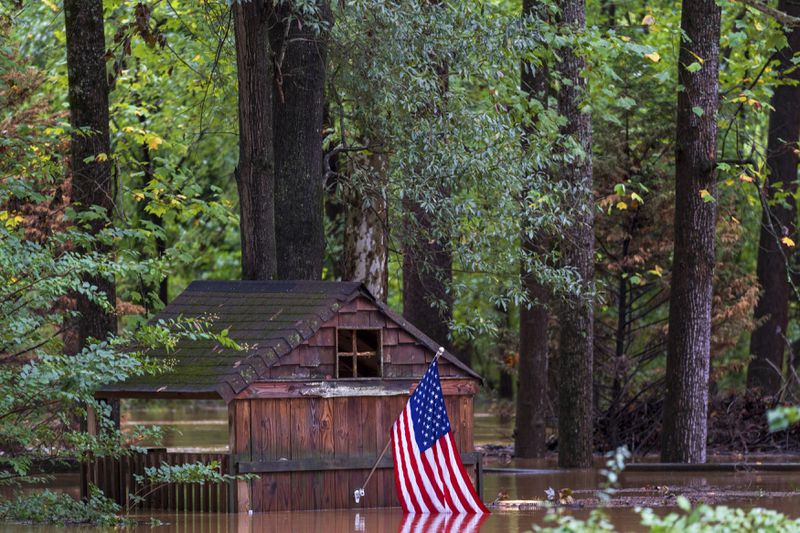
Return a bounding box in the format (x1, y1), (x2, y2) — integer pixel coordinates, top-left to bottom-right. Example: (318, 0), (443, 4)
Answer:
(85, 449), (230, 513)
(86, 449), (483, 513)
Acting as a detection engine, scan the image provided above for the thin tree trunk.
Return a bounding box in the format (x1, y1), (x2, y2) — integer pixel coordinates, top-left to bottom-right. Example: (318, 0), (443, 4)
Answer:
(556, 0), (594, 468)
(661, 0), (721, 463)
(515, 0), (550, 459)
(344, 152), (389, 301)
(64, 0), (117, 348)
(233, 0), (277, 281)
(271, 1), (331, 280)
(402, 199), (453, 350)
(747, 0), (800, 396)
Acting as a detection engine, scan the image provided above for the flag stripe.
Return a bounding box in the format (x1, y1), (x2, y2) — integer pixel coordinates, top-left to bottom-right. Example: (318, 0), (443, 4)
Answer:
(444, 433), (489, 513)
(392, 420), (415, 513)
(406, 409), (447, 512)
(397, 411), (430, 513)
(400, 407), (437, 512)
(434, 438), (470, 512)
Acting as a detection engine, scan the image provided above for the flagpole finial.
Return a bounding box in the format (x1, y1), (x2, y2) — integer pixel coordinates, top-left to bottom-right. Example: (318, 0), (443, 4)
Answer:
(434, 346), (444, 362)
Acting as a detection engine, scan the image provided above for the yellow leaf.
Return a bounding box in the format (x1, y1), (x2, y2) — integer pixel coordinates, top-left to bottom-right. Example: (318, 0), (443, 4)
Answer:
(644, 52), (661, 63)
(620, 35), (631, 42)
(731, 216), (740, 225)
(782, 236), (795, 247)
(738, 173), (754, 183)
(147, 135), (163, 151)
(641, 14), (656, 26)
(95, 153), (108, 162)
(648, 265), (664, 278)
(616, 201), (628, 210)
(699, 189), (714, 202)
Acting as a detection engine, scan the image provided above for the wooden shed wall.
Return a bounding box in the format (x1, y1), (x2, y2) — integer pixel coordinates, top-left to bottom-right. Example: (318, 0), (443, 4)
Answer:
(267, 296), (464, 380)
(229, 391), (476, 512)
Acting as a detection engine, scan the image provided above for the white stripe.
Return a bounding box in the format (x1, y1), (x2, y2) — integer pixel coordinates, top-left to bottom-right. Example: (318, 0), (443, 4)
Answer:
(434, 439), (467, 513)
(443, 433), (482, 513)
(398, 409), (430, 513)
(423, 447), (448, 510)
(392, 421), (413, 512)
(406, 408), (447, 512)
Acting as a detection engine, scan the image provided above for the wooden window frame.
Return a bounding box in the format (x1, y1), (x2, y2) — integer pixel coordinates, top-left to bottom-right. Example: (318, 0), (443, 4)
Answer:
(335, 327), (383, 378)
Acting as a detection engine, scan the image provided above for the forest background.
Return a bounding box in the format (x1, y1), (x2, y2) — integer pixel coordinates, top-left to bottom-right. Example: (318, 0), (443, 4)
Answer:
(3, 0), (800, 514)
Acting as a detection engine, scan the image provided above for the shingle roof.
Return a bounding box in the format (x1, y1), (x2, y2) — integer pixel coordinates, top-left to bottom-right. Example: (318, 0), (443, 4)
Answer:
(100, 280), (480, 402)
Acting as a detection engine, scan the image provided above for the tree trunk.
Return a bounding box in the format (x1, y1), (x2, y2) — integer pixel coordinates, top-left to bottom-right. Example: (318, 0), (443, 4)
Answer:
(661, 0), (721, 463)
(556, 0), (594, 468)
(270, 1), (331, 280)
(344, 152), (389, 301)
(64, 0), (117, 348)
(515, 0), (550, 460)
(746, 0), (800, 396)
(233, 0), (277, 281)
(402, 199), (453, 350)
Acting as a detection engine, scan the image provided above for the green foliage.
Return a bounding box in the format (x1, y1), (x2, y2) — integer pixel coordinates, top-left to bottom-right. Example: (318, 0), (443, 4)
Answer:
(0, 486), (125, 526)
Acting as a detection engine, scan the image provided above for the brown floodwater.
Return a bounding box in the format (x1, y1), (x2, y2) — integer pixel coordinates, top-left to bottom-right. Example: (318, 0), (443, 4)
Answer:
(4, 402), (800, 532)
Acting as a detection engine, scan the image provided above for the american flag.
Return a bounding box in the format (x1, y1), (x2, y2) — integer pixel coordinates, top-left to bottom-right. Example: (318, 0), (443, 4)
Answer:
(391, 360), (489, 514)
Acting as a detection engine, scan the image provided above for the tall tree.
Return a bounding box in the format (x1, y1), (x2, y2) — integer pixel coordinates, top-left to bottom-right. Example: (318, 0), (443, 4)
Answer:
(515, 0), (551, 459)
(661, 0), (721, 463)
(402, 200), (453, 350)
(402, 33), (452, 350)
(233, 0), (277, 281)
(270, 1), (331, 280)
(343, 151), (389, 301)
(556, 0), (594, 469)
(747, 0), (800, 395)
(64, 0), (117, 348)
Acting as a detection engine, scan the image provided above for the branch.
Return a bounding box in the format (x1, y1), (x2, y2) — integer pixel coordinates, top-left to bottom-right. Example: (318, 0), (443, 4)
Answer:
(737, 0), (800, 27)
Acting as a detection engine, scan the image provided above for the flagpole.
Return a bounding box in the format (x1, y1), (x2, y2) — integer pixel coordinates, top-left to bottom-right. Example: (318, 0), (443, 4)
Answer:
(353, 346), (445, 503)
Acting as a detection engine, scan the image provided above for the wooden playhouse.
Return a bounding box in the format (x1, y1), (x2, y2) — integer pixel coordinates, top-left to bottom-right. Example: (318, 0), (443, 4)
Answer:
(95, 280), (484, 512)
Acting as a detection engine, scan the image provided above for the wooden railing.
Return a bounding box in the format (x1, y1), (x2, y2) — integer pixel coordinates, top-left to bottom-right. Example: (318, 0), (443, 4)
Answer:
(85, 450), (230, 513)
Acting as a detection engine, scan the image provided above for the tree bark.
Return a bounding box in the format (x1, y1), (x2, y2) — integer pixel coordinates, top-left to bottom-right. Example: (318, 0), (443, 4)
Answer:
(515, 0), (550, 459)
(402, 199), (453, 350)
(661, 0), (721, 463)
(747, 0), (800, 396)
(233, 0), (277, 281)
(270, 1), (331, 280)
(64, 0), (117, 348)
(344, 152), (389, 301)
(556, 0), (594, 468)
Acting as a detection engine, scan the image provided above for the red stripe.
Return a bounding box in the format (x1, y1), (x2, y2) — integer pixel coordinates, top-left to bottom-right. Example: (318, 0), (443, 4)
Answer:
(438, 437), (472, 511)
(395, 417), (422, 513)
(402, 408), (437, 512)
(428, 443), (459, 511)
(391, 425), (410, 513)
(445, 433), (489, 513)
(440, 433), (476, 512)
(420, 448), (447, 509)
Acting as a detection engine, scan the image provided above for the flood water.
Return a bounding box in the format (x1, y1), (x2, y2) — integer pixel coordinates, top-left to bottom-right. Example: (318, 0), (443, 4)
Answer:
(6, 401), (800, 532)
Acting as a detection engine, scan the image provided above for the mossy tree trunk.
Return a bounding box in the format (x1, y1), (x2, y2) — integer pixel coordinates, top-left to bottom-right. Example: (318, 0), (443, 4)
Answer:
(661, 0), (721, 464)
(515, 0), (551, 460)
(64, 0), (117, 348)
(270, 1), (332, 280)
(747, 0), (800, 396)
(233, 0), (277, 281)
(556, 0), (594, 469)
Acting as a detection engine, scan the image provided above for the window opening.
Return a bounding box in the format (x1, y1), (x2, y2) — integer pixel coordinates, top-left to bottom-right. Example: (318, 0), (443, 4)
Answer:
(337, 329), (381, 378)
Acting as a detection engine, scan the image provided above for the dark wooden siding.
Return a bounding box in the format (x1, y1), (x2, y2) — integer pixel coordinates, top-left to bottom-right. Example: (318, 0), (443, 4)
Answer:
(231, 391), (477, 512)
(266, 296), (463, 380)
